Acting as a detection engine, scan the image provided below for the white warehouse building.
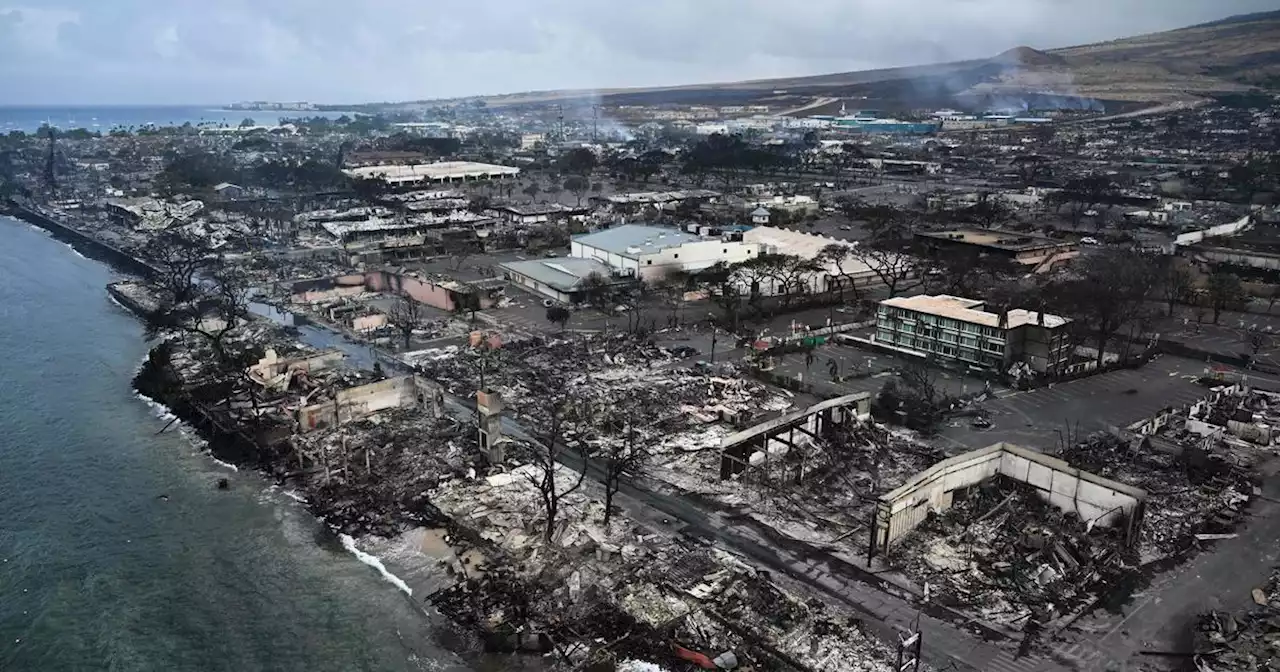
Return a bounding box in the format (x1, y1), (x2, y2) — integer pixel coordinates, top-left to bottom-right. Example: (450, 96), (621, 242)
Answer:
(570, 224), (760, 281)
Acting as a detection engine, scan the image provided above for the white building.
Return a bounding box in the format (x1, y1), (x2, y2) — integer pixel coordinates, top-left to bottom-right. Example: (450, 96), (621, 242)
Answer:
(741, 227), (916, 297)
(342, 161), (520, 187)
(570, 224), (759, 281)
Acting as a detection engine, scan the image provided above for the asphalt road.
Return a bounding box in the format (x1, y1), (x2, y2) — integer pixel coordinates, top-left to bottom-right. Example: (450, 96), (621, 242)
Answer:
(400, 345), (1064, 672)
(940, 355), (1216, 450)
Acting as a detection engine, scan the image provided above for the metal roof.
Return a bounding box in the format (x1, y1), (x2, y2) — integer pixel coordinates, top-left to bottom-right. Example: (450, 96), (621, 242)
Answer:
(573, 224), (701, 258)
(500, 257), (616, 292)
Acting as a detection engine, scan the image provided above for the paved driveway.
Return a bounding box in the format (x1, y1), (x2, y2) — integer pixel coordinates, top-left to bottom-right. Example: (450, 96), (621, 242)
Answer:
(941, 355), (1214, 450)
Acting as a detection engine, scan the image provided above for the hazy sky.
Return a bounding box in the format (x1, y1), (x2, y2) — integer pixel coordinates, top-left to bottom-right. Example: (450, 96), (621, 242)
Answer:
(0, 0), (1274, 105)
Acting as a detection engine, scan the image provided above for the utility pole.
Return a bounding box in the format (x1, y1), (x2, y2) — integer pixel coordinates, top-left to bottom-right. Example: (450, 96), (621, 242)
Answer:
(592, 104), (601, 142)
(553, 104), (565, 142)
(44, 127), (57, 196)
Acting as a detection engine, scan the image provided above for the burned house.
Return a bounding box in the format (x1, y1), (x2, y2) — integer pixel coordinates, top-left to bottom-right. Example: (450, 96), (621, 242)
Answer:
(718, 393), (872, 480)
(290, 270), (504, 314)
(915, 229), (1079, 273)
(495, 203), (589, 225)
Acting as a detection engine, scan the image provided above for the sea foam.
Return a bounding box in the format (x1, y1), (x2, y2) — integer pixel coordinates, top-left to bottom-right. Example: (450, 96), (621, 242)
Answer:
(339, 534), (413, 597)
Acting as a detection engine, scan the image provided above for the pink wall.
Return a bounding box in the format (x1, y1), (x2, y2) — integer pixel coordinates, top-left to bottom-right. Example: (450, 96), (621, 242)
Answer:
(364, 271), (457, 311)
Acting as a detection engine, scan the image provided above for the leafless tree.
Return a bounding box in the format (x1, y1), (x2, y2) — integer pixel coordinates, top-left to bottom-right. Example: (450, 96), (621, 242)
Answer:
(387, 292), (423, 350)
(524, 397), (589, 545)
(1051, 249), (1159, 367)
(147, 230), (215, 307)
(146, 263), (250, 369)
(600, 425), (648, 528)
(1206, 271), (1246, 325)
(815, 243), (862, 305)
(854, 245), (919, 298)
(775, 256), (822, 309)
(658, 269), (691, 327)
(1158, 261), (1193, 317)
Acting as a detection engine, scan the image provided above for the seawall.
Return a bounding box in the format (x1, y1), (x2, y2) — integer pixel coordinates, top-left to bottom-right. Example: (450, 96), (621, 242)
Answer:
(3, 201), (160, 278)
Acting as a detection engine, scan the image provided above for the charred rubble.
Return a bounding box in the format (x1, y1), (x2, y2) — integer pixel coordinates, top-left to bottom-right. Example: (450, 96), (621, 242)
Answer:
(895, 477), (1140, 629)
(1153, 385), (1280, 467)
(139, 324), (912, 669)
(1059, 433), (1254, 561)
(1194, 565), (1280, 672)
(891, 433), (1254, 631)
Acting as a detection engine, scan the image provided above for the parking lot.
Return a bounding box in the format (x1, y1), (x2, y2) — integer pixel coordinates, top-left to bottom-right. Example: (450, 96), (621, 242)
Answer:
(941, 355), (1218, 450)
(768, 343), (1001, 399)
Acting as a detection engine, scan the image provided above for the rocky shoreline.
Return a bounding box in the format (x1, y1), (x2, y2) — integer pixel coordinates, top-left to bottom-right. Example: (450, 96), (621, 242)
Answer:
(130, 339), (567, 655)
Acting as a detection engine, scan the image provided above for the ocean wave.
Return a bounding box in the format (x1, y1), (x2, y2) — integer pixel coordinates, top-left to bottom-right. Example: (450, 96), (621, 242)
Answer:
(62, 242), (89, 261)
(107, 292), (131, 313)
(21, 222), (53, 237)
(207, 455), (239, 472)
(134, 391), (177, 422)
(132, 391), (233, 470)
(339, 534), (413, 597)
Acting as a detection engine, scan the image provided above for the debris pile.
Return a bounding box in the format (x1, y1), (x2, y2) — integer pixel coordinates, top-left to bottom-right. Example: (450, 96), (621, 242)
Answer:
(651, 421), (943, 551)
(1155, 385), (1280, 467)
(1194, 566), (1280, 671)
(292, 409), (476, 537)
(414, 332), (784, 455)
(895, 477), (1139, 628)
(1060, 434), (1254, 560)
(666, 565), (903, 671)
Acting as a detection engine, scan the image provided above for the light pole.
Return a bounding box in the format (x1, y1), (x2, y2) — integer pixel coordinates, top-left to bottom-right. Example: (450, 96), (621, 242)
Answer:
(708, 313), (719, 363)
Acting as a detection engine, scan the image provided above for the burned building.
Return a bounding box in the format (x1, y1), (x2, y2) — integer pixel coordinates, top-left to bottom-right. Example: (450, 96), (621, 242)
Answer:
(915, 229), (1079, 273)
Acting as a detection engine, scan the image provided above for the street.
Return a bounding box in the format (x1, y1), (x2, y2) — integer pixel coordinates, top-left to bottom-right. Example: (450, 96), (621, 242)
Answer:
(941, 355), (1215, 450)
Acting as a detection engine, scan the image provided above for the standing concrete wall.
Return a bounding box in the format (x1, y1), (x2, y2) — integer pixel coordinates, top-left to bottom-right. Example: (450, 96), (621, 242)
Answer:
(871, 443), (1146, 558)
(297, 376), (419, 432)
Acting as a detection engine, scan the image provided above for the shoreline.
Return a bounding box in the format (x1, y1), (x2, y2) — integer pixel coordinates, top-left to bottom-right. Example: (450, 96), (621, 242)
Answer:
(0, 210), (512, 657)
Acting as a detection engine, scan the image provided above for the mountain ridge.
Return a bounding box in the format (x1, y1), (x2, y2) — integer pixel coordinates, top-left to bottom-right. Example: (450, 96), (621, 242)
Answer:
(467, 10), (1280, 110)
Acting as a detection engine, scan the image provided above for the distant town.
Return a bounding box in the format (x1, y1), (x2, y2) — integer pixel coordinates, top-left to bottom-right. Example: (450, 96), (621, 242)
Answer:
(2, 61), (1279, 672)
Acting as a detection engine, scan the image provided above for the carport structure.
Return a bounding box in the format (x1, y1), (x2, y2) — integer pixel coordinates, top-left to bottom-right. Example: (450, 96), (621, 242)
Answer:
(718, 392), (872, 480)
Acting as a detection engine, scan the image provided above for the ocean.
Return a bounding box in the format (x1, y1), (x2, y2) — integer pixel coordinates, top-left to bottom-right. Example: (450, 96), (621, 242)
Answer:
(0, 106), (358, 134)
(0, 215), (502, 672)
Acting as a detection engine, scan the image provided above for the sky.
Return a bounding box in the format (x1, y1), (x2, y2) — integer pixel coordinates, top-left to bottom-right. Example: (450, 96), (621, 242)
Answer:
(0, 0), (1275, 106)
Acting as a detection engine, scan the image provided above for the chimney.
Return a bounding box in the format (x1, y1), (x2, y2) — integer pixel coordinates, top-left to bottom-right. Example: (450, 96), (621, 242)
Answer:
(476, 390), (505, 463)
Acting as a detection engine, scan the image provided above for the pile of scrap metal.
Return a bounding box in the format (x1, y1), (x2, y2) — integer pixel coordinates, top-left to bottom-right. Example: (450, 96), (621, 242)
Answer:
(1193, 566), (1280, 671)
(413, 332), (776, 446)
(649, 554), (903, 672)
(427, 463), (702, 664)
(291, 408), (475, 537)
(1060, 434), (1254, 560)
(896, 477), (1140, 628)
